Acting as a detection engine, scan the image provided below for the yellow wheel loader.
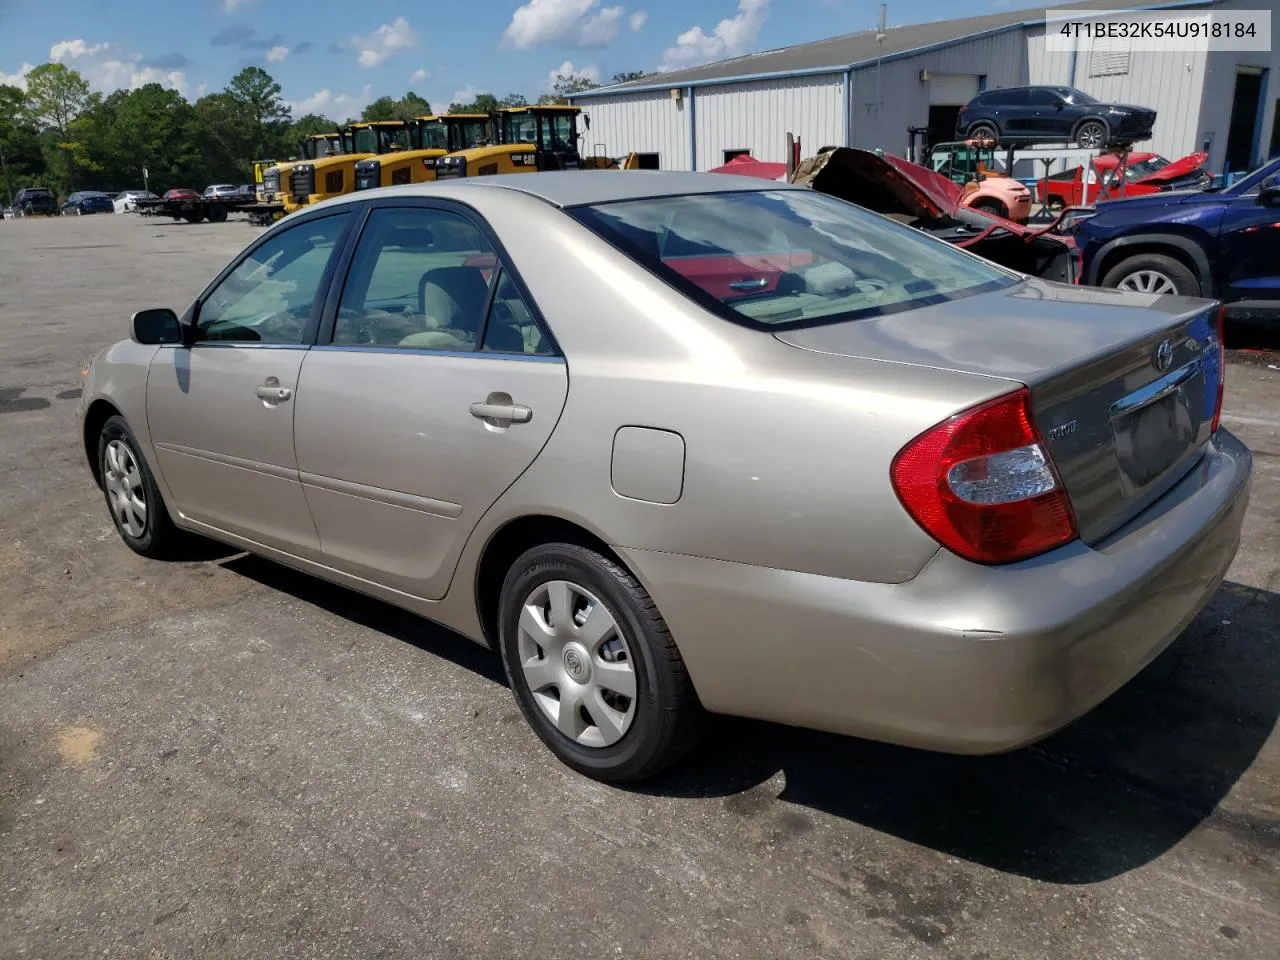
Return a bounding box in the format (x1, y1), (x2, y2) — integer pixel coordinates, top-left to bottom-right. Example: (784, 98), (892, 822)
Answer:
(353, 114), (492, 191)
(433, 105), (589, 179)
(247, 133), (348, 224)
(285, 120), (410, 213)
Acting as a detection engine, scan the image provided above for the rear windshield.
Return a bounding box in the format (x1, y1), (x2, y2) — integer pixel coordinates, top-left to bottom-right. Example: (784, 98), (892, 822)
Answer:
(569, 189), (1015, 330)
(25, 189), (53, 197)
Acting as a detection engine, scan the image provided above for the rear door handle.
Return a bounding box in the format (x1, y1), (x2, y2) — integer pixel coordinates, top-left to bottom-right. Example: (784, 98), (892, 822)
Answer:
(470, 401), (532, 425)
(728, 278), (769, 291)
(255, 377), (292, 405)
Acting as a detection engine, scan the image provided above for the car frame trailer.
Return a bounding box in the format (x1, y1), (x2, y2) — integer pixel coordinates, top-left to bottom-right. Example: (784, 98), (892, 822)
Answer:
(134, 196), (252, 223)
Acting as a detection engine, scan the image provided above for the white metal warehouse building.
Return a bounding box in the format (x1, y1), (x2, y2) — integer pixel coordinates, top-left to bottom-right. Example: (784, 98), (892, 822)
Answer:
(571, 0), (1278, 178)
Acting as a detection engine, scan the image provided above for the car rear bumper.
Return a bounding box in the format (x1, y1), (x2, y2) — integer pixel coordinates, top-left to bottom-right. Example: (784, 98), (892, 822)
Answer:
(618, 428), (1251, 753)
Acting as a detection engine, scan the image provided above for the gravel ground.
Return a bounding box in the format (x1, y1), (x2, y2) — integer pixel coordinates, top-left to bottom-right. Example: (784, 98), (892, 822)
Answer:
(1, 212), (1277, 959)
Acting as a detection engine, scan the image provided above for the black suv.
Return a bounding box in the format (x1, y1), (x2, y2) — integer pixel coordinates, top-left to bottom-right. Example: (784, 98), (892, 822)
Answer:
(13, 187), (59, 217)
(956, 86), (1156, 149)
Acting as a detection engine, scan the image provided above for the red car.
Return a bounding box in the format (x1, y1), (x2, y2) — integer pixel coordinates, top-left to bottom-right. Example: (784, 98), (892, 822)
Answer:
(162, 188), (200, 201)
(788, 148), (1079, 284)
(1039, 151), (1210, 209)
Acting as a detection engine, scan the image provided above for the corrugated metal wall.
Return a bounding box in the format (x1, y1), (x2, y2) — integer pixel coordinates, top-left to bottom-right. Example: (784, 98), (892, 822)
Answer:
(692, 75), (845, 170)
(1025, 25), (1208, 163)
(1197, 0), (1278, 173)
(848, 30), (1029, 152)
(574, 91), (689, 170)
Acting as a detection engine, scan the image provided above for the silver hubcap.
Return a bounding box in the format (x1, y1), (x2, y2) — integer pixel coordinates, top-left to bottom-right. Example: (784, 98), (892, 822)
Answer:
(517, 580), (637, 748)
(1079, 125), (1103, 147)
(104, 439), (147, 538)
(1117, 269), (1177, 295)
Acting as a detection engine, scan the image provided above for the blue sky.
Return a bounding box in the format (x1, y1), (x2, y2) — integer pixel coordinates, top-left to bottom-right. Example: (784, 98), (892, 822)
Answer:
(0, 0), (1044, 119)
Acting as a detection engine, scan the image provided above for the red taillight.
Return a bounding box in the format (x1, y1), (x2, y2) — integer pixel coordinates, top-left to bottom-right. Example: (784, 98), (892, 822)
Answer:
(1211, 305), (1226, 433)
(890, 387), (1078, 565)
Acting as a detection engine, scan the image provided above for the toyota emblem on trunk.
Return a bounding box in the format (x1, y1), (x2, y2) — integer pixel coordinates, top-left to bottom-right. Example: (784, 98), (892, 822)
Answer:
(1154, 339), (1174, 372)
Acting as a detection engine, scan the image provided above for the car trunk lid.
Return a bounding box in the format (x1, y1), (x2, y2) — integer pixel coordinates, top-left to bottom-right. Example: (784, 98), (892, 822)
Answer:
(774, 279), (1223, 544)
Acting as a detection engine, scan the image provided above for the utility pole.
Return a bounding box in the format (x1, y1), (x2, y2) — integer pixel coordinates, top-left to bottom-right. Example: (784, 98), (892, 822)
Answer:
(0, 140), (12, 208)
(875, 4), (886, 116)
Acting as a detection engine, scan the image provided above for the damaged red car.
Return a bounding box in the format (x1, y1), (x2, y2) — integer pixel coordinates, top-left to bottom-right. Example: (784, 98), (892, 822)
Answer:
(1039, 151), (1212, 209)
(781, 147), (1078, 284)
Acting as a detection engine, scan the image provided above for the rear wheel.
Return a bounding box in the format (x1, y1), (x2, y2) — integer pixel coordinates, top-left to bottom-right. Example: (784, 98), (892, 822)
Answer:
(1102, 253), (1199, 296)
(206, 204), (228, 223)
(1074, 119), (1108, 149)
(1046, 196), (1066, 213)
(967, 122), (999, 147)
(497, 542), (704, 783)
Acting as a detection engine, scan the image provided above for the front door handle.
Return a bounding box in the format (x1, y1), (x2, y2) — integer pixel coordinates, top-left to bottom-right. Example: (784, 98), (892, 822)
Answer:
(255, 377), (292, 405)
(470, 398), (532, 425)
(728, 278), (769, 291)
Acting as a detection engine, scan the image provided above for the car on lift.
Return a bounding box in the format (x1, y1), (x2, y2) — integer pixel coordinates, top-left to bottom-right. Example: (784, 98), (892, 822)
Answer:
(1069, 155), (1280, 320)
(957, 86), (1157, 149)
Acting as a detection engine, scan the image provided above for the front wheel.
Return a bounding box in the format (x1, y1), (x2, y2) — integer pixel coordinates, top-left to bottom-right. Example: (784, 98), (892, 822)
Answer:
(1102, 253), (1199, 296)
(97, 415), (183, 558)
(498, 542), (704, 783)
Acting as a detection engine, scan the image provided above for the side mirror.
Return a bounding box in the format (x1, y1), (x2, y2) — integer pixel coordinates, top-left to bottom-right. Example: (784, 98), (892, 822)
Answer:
(582, 114), (590, 130)
(1258, 175), (1280, 205)
(131, 308), (184, 345)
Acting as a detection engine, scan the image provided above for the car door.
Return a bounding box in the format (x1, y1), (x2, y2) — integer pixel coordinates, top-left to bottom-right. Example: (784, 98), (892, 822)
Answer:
(292, 201), (569, 600)
(1216, 187), (1280, 308)
(146, 210), (354, 557)
(1025, 89), (1065, 139)
(994, 89), (1031, 137)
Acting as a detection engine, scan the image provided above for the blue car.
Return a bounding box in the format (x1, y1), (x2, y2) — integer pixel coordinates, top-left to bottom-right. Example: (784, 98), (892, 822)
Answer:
(1070, 157), (1280, 321)
(60, 191), (116, 216)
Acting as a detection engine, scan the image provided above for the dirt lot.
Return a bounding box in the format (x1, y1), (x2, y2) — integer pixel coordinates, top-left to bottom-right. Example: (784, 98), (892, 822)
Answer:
(1, 213), (1277, 959)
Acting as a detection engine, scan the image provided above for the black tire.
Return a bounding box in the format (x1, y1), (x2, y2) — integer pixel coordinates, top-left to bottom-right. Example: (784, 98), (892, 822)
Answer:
(97, 415), (183, 559)
(497, 542), (704, 783)
(1101, 252), (1200, 296)
(1074, 119), (1108, 149)
(1046, 196), (1066, 213)
(971, 197), (1006, 218)
(206, 204), (228, 223)
(966, 122), (999, 147)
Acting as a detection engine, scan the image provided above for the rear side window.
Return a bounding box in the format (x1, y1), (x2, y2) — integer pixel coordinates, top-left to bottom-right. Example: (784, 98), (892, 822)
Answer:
(570, 190), (1014, 330)
(995, 88), (1030, 106)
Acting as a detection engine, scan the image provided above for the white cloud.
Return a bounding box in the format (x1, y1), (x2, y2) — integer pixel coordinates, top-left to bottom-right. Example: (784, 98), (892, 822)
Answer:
(287, 84), (373, 121)
(502, 0), (629, 50)
(544, 59), (600, 92)
(47, 38), (189, 97)
(410, 67), (429, 84)
(450, 84), (483, 105)
(265, 45), (289, 63)
(350, 17), (419, 68)
(0, 62), (35, 89)
(629, 10), (648, 31)
(50, 39), (110, 62)
(661, 0), (769, 70)
(196, 82), (209, 97)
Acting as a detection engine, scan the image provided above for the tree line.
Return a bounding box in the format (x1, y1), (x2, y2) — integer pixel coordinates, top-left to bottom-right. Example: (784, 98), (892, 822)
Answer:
(0, 63), (645, 202)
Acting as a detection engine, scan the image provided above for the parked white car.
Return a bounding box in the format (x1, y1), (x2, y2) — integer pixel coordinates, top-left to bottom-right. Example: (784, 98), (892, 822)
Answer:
(202, 184), (239, 199)
(114, 190), (158, 214)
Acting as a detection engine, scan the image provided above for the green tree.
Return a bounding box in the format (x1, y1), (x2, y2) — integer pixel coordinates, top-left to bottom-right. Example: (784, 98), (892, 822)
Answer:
(0, 84), (46, 202)
(449, 92), (498, 115)
(537, 70), (599, 105)
(611, 71), (647, 84)
(23, 62), (93, 136)
(286, 112), (340, 156)
(498, 93), (527, 108)
(225, 66), (292, 167)
(361, 91), (431, 122)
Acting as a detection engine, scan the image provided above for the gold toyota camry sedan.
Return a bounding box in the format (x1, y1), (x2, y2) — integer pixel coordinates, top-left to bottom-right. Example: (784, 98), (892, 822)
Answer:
(78, 172), (1251, 782)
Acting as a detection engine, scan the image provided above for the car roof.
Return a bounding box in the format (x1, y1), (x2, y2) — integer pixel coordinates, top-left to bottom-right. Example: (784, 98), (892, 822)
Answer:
(335, 171), (796, 209)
